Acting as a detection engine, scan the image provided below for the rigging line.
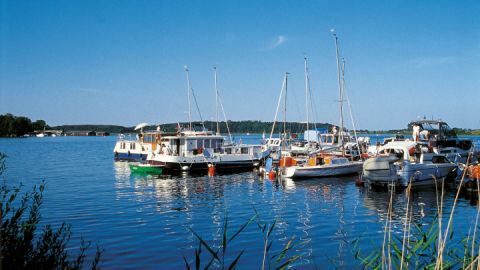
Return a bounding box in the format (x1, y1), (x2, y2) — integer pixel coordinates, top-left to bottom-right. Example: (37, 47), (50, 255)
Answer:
(190, 87), (205, 130)
(342, 61), (361, 154)
(305, 56), (318, 131)
(269, 73), (287, 140)
(217, 93), (233, 142)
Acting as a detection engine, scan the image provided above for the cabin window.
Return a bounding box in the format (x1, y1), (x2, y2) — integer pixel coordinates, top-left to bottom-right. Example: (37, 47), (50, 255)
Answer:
(187, 139), (196, 150)
(204, 139), (211, 148)
(214, 139), (223, 149)
(121, 142), (126, 149)
(241, 148), (248, 154)
(130, 143), (136, 150)
(225, 148), (232, 154)
(432, 156), (449, 163)
(197, 139), (204, 148)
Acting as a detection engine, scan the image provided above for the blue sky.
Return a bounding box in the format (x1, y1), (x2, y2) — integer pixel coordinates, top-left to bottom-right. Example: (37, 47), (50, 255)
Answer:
(1, 0), (479, 130)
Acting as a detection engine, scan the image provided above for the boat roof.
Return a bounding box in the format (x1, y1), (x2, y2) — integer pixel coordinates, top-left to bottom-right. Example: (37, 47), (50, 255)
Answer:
(383, 140), (417, 150)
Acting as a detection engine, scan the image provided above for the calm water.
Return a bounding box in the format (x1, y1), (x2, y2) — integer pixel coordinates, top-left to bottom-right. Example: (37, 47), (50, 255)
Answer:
(1, 135), (479, 269)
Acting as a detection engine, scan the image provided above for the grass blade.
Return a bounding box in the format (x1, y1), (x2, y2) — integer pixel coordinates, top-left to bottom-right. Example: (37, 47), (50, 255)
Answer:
(189, 228), (220, 261)
(183, 256), (191, 270)
(227, 250), (245, 270)
(229, 214), (257, 243)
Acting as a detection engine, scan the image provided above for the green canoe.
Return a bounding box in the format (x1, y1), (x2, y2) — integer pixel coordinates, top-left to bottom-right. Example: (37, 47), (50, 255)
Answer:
(129, 163), (164, 174)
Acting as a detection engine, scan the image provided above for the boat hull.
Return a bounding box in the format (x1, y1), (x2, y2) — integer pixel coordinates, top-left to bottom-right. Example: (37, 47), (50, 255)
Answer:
(115, 152), (147, 162)
(283, 161), (363, 179)
(147, 153), (265, 173)
(364, 162), (456, 187)
(129, 164), (163, 174)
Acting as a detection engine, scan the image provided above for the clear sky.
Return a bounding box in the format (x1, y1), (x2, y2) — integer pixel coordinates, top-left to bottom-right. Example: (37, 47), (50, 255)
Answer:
(1, 0), (479, 130)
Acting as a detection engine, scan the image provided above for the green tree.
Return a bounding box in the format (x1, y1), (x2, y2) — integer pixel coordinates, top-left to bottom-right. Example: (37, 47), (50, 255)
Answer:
(32, 120), (48, 131)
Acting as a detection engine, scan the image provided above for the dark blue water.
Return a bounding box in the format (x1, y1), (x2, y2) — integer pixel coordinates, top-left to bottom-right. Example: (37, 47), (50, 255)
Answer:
(1, 135), (479, 269)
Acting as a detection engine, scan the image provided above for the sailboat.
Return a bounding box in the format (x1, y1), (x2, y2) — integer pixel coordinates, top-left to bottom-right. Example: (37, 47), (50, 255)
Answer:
(146, 67), (269, 173)
(283, 31), (363, 179)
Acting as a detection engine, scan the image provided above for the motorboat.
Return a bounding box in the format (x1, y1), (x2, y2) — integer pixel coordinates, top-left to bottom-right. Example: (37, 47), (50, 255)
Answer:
(113, 123), (177, 162)
(146, 128), (269, 173)
(362, 141), (457, 187)
(409, 119), (478, 164)
(283, 155), (363, 179)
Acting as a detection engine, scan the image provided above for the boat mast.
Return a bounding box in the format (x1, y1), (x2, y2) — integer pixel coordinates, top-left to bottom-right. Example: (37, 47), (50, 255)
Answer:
(184, 66), (193, 130)
(214, 67), (220, 135)
(283, 72), (289, 145)
(332, 30), (345, 155)
(304, 56), (310, 131)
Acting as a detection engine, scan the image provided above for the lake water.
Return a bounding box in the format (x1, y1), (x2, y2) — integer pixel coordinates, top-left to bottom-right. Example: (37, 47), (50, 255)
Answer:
(1, 135), (479, 269)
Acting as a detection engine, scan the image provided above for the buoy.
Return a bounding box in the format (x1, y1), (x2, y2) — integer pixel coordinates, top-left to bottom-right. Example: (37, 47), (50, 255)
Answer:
(208, 164), (216, 176)
(268, 170), (276, 180)
(355, 177), (365, 186)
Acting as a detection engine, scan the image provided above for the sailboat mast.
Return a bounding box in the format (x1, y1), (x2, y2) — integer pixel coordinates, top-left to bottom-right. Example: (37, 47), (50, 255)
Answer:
(184, 66), (193, 130)
(214, 67), (220, 134)
(332, 30), (345, 152)
(304, 56), (310, 131)
(283, 72), (289, 140)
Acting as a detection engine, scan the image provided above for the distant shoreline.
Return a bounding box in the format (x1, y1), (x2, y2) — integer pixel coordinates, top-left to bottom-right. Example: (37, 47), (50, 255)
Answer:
(2, 113), (480, 137)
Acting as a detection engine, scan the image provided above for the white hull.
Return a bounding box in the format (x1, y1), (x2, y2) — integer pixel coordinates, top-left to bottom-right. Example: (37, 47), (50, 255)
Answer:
(284, 161), (363, 178)
(364, 161), (456, 187)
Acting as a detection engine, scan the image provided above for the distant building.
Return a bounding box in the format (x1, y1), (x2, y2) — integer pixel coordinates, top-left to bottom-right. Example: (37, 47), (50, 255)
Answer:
(65, 131), (96, 136)
(96, 131), (110, 136)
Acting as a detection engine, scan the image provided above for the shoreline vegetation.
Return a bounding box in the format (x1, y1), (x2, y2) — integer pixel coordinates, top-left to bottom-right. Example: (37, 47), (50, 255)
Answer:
(0, 153), (102, 269)
(1, 113), (480, 138)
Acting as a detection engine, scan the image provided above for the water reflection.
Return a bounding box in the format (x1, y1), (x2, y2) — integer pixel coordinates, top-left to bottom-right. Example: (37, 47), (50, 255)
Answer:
(111, 161), (477, 269)
(360, 186), (455, 232)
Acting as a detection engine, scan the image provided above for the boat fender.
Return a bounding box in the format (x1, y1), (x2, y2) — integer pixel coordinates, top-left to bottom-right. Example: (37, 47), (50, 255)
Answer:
(127, 151), (130, 156)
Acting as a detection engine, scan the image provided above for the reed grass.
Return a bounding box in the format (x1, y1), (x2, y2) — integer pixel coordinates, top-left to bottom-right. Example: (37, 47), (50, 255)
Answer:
(355, 150), (480, 269)
(183, 209), (304, 270)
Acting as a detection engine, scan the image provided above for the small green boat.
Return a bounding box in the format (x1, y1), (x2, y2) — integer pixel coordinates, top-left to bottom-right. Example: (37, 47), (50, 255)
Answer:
(129, 163), (164, 175)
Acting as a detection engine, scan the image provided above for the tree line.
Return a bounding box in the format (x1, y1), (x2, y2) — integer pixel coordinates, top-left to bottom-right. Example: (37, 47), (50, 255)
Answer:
(0, 114), (48, 137)
(2, 113), (479, 137)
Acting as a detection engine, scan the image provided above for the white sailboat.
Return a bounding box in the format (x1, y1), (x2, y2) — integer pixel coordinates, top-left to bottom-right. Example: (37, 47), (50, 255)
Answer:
(283, 31), (364, 179)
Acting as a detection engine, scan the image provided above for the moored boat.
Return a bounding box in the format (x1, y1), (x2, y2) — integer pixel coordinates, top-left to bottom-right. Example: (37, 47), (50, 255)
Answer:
(129, 163), (164, 174)
(283, 155), (363, 178)
(113, 123), (177, 162)
(362, 141), (457, 187)
(146, 128), (269, 173)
